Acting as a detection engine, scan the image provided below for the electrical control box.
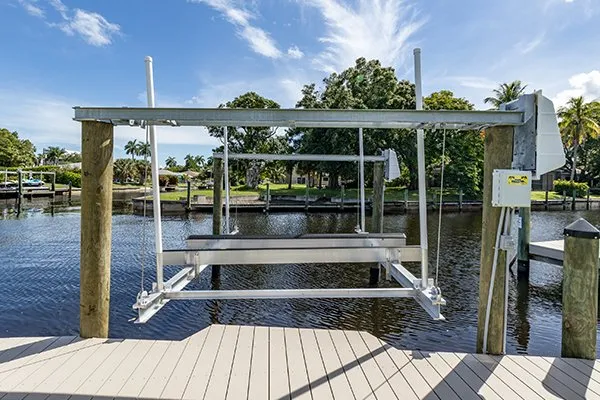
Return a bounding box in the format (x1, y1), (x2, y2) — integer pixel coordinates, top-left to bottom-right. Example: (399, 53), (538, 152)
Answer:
(492, 169), (532, 208)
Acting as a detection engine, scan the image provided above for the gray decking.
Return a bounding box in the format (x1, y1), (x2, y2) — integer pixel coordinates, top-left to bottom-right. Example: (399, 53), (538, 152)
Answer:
(530, 239), (600, 265)
(1, 324), (599, 399)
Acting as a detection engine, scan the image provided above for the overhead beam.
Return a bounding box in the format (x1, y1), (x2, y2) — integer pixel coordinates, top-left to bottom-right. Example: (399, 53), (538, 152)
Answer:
(73, 107), (524, 130)
(212, 153), (386, 162)
(166, 288), (416, 300)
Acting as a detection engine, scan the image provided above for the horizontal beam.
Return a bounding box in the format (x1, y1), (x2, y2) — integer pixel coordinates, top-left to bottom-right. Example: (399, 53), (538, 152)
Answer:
(389, 263), (446, 320)
(165, 288), (416, 300)
(186, 235), (407, 250)
(163, 246), (421, 265)
(212, 153), (386, 162)
(73, 107), (524, 130)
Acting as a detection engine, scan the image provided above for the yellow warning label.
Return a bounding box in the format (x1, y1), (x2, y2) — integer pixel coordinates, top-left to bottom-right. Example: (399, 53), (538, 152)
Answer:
(507, 175), (528, 185)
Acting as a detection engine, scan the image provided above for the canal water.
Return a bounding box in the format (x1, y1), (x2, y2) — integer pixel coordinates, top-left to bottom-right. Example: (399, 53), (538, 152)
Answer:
(1, 196), (600, 356)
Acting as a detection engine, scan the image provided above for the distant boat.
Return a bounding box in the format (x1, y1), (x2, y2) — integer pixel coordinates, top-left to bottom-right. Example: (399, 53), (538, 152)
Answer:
(22, 179), (45, 188)
(0, 181), (18, 191)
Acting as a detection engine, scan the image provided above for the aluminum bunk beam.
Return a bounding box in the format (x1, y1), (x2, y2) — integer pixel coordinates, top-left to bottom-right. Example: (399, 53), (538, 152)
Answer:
(73, 107), (524, 130)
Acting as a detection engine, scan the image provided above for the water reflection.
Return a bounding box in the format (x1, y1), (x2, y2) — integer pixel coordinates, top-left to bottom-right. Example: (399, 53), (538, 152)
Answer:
(1, 199), (600, 356)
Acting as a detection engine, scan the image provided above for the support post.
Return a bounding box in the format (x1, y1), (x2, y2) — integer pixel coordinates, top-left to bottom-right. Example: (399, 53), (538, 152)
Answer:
(341, 184), (345, 210)
(358, 127), (366, 232)
(404, 189), (408, 211)
(572, 189), (576, 211)
(459, 189), (463, 212)
(17, 169), (23, 198)
(414, 48), (429, 289)
(370, 161), (385, 284)
(265, 182), (270, 212)
(477, 125), (514, 355)
(80, 121), (113, 338)
(563, 190), (566, 210)
(517, 207), (531, 275)
(212, 158), (224, 280)
(545, 187), (549, 211)
(51, 172), (56, 193)
(305, 177), (309, 210)
(186, 180), (191, 212)
(68, 181), (72, 201)
(562, 218), (599, 360)
(587, 189), (590, 210)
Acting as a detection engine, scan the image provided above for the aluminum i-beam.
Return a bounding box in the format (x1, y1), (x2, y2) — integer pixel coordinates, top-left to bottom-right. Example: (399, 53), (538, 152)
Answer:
(73, 107), (524, 130)
(212, 153), (386, 162)
(166, 288), (416, 300)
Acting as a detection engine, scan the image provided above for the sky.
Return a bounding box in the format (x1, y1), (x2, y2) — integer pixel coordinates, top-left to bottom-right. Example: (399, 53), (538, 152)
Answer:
(1, 0), (599, 165)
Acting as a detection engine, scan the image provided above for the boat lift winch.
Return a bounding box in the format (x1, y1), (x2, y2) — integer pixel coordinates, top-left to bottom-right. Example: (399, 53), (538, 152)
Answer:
(72, 49), (564, 324)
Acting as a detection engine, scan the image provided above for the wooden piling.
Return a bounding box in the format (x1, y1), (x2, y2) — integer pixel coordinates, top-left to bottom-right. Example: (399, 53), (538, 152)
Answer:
(404, 189), (408, 212)
(80, 121), (113, 339)
(563, 190), (566, 210)
(212, 158), (224, 280)
(544, 188), (549, 211)
(587, 189), (590, 210)
(370, 162), (384, 285)
(517, 207), (531, 275)
(562, 218), (600, 360)
(265, 182), (270, 212)
(305, 177), (309, 211)
(341, 184), (345, 210)
(68, 181), (72, 201)
(477, 126), (514, 355)
(186, 180), (191, 212)
(571, 189), (576, 211)
(17, 170), (23, 198)
(459, 189), (463, 212)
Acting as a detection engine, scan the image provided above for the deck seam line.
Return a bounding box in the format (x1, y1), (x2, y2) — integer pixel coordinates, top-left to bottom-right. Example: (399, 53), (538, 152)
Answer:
(358, 331), (405, 400)
(462, 354), (525, 400)
(381, 343), (438, 400)
(564, 358), (600, 383)
(298, 328), (316, 400)
(438, 352), (504, 400)
(535, 356), (600, 397)
(223, 325), (242, 400)
(418, 350), (464, 400)
(341, 329), (377, 399)
(474, 354), (543, 400)
(200, 324), (227, 400)
(68, 337), (122, 397)
(132, 340), (174, 398)
(312, 329), (335, 399)
(282, 327), (292, 399)
(111, 339), (157, 396)
(501, 356), (565, 400)
(427, 350), (485, 399)
(514, 355), (586, 400)
(179, 325), (212, 399)
(327, 330), (358, 400)
(245, 326), (256, 400)
(156, 336), (191, 399)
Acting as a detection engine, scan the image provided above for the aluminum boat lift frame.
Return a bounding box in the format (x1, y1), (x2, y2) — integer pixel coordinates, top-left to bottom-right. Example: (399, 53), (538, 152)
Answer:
(72, 54), (529, 324)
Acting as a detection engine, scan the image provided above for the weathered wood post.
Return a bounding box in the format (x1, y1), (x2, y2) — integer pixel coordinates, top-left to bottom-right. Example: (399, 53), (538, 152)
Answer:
(404, 188), (409, 212)
(185, 180), (191, 212)
(370, 161), (385, 284)
(562, 218), (600, 360)
(265, 181), (270, 212)
(571, 189), (577, 211)
(459, 188), (463, 212)
(17, 169), (23, 198)
(51, 172), (56, 193)
(80, 121), (113, 338)
(340, 183), (345, 210)
(305, 176), (309, 211)
(517, 207), (531, 275)
(212, 158), (224, 280)
(563, 190), (567, 210)
(545, 187), (549, 211)
(477, 126), (513, 354)
(68, 181), (72, 201)
(586, 189), (590, 210)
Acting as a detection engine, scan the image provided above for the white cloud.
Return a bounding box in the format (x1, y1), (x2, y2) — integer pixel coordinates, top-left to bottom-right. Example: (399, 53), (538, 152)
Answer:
(18, 0), (44, 18)
(301, 0), (424, 73)
(514, 32), (545, 54)
(287, 45), (304, 59)
(554, 70), (600, 107)
(192, 0), (282, 59)
(19, 0), (121, 47)
(57, 9), (121, 46)
(450, 76), (498, 90)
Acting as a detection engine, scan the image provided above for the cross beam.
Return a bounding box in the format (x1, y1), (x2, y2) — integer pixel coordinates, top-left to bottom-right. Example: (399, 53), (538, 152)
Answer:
(73, 107), (524, 130)
(212, 152), (387, 162)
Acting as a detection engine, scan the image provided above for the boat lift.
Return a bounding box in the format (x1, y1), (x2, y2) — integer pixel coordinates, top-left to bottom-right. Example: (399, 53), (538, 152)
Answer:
(72, 50), (564, 325)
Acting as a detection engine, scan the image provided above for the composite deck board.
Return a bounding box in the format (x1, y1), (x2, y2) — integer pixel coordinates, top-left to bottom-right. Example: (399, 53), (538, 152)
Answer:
(247, 326), (269, 400)
(298, 328), (334, 400)
(204, 325), (240, 400)
(160, 328), (209, 400)
(283, 328), (311, 400)
(313, 329), (354, 400)
(1, 327), (599, 399)
(226, 326), (254, 400)
(182, 324), (226, 400)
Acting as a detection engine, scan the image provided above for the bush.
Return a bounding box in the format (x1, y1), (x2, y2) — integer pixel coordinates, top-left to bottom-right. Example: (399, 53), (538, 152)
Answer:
(55, 171), (81, 188)
(554, 179), (589, 197)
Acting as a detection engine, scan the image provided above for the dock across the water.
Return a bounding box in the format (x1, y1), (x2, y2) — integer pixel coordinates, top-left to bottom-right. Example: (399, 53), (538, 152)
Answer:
(1, 324), (599, 399)
(530, 239), (600, 265)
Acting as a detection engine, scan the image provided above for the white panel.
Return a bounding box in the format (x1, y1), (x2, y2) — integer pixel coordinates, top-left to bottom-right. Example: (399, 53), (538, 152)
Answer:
(535, 93), (566, 179)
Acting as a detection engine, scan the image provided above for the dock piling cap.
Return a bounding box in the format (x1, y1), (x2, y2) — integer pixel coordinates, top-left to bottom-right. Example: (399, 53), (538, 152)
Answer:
(564, 218), (600, 239)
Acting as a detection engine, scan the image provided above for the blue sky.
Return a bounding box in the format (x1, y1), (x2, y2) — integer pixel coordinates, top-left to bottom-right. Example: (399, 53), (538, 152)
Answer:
(1, 0), (599, 165)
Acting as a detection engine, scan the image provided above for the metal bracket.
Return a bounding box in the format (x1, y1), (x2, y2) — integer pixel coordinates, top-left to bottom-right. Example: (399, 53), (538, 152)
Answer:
(390, 263), (446, 320)
(503, 94), (536, 172)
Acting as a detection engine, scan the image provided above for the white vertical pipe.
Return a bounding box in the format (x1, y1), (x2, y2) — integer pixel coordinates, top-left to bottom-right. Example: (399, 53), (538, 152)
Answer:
(144, 56), (164, 291)
(223, 127), (230, 234)
(414, 48), (429, 289)
(359, 127), (366, 232)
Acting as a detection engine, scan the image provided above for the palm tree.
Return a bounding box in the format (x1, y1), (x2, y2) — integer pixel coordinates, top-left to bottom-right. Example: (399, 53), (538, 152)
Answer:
(558, 97), (600, 181)
(184, 154), (197, 171)
(136, 142), (151, 158)
(114, 158), (139, 183)
(124, 140), (138, 160)
(195, 155), (206, 169)
(43, 146), (66, 165)
(165, 156), (177, 169)
(484, 80), (528, 109)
